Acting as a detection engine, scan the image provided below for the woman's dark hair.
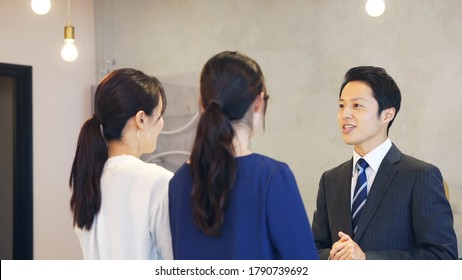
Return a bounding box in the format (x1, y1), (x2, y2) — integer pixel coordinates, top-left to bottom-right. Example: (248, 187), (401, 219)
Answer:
(69, 68), (166, 229)
(190, 51), (267, 236)
(339, 66), (401, 132)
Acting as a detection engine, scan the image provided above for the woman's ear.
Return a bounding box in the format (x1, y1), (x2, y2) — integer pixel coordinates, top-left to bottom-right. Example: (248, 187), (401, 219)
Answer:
(198, 97), (206, 113)
(253, 92), (265, 113)
(135, 110), (146, 129)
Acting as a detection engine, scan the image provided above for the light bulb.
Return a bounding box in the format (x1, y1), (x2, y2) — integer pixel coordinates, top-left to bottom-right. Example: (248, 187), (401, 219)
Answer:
(31, 0), (51, 15)
(61, 39), (78, 62)
(365, 0), (385, 17)
(61, 24), (78, 62)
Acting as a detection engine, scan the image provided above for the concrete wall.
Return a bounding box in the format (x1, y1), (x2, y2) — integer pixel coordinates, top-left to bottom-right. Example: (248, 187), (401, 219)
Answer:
(95, 0), (462, 257)
(0, 0), (96, 259)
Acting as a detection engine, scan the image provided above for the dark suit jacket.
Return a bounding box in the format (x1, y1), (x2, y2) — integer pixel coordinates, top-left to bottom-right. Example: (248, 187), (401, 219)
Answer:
(312, 144), (458, 259)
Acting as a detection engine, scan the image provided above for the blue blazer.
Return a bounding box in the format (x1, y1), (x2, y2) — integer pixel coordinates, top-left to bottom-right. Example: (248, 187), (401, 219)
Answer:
(312, 144), (458, 259)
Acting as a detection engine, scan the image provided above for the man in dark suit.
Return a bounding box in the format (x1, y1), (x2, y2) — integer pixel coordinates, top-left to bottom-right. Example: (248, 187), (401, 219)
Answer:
(312, 66), (458, 259)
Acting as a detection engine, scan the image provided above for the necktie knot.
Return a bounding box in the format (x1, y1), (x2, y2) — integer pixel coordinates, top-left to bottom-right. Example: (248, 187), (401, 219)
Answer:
(357, 158), (369, 171)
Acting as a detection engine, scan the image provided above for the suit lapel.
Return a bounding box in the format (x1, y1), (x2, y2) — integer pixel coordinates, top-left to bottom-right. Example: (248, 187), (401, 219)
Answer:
(353, 144), (402, 242)
(337, 160), (354, 237)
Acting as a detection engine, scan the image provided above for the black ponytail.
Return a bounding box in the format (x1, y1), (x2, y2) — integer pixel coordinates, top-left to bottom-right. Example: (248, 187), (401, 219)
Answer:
(69, 117), (107, 229)
(190, 102), (236, 236)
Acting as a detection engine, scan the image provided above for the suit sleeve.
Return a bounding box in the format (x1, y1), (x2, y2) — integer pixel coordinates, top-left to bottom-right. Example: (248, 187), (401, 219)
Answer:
(311, 171), (334, 260)
(366, 165), (458, 260)
(266, 163), (319, 260)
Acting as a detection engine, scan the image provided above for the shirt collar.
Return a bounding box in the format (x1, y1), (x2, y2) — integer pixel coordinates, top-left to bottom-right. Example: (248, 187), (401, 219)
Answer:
(353, 138), (392, 174)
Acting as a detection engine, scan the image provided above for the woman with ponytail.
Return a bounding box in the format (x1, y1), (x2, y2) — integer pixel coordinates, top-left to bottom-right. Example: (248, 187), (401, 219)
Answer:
(169, 51), (318, 259)
(69, 68), (173, 259)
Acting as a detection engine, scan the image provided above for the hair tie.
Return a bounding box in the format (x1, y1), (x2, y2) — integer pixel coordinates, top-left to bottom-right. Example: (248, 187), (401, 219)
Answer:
(208, 99), (223, 109)
(92, 113), (102, 124)
(92, 114), (105, 138)
(99, 124), (105, 139)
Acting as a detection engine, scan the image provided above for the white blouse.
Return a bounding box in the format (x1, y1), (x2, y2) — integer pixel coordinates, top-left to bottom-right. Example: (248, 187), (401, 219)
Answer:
(75, 155), (173, 260)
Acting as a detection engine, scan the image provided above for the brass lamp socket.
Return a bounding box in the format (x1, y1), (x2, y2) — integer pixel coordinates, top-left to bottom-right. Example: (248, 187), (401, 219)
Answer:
(64, 24), (75, 40)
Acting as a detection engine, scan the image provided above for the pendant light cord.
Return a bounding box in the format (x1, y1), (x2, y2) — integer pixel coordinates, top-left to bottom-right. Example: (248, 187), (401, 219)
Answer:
(67, 0), (71, 24)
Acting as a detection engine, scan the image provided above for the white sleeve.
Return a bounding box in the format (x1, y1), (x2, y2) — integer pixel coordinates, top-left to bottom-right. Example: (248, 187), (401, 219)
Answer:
(153, 190), (173, 259)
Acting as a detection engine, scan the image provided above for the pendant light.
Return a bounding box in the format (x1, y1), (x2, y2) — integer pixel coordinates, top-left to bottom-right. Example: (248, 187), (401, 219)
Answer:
(365, 0), (386, 17)
(31, 0), (51, 15)
(61, 0), (78, 62)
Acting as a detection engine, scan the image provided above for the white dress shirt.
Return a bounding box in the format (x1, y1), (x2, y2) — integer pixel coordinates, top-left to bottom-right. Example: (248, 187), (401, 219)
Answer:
(351, 138), (392, 209)
(76, 155), (174, 259)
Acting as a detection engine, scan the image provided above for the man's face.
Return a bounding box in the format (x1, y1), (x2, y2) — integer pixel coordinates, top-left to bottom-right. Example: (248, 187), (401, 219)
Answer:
(337, 81), (390, 156)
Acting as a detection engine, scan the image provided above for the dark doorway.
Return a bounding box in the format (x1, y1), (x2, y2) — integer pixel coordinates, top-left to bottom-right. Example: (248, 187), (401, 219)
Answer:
(0, 63), (33, 259)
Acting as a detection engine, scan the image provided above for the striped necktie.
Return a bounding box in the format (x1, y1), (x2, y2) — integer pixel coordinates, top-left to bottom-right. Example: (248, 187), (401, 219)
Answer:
(352, 158), (369, 235)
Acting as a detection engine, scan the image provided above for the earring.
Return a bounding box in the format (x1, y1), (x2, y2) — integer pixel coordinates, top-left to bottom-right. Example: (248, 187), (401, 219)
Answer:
(137, 129), (150, 141)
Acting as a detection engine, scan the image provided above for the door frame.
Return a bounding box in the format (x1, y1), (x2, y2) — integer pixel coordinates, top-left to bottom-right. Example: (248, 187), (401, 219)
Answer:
(0, 63), (33, 259)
